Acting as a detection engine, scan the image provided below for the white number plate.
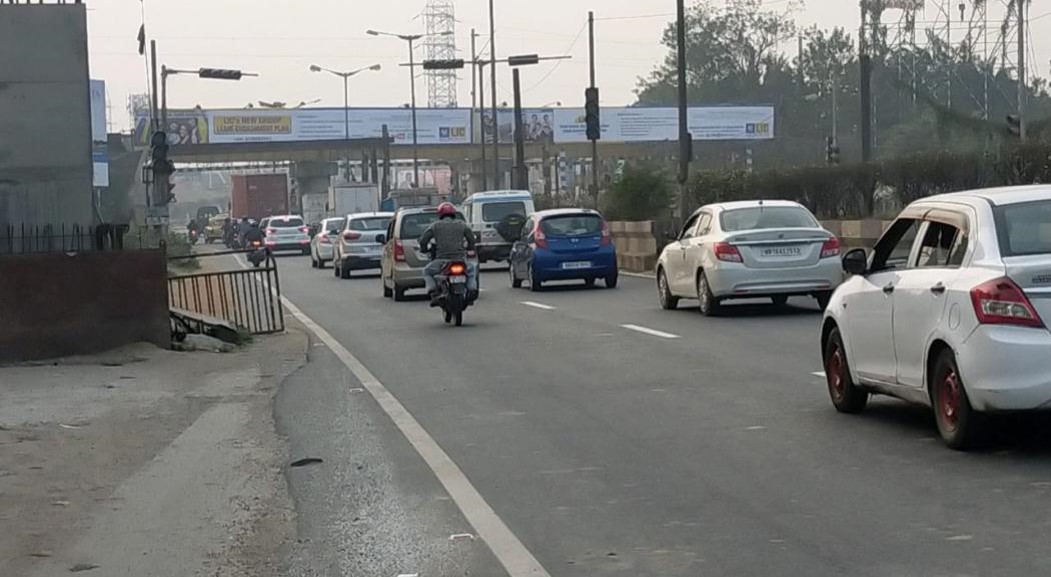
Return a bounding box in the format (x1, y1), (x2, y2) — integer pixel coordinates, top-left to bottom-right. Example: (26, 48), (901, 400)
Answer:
(761, 246), (802, 257)
(449, 276), (467, 284)
(562, 261), (592, 270)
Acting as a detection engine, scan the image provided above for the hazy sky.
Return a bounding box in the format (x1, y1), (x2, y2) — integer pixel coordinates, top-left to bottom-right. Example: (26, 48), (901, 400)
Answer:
(87, 0), (1051, 130)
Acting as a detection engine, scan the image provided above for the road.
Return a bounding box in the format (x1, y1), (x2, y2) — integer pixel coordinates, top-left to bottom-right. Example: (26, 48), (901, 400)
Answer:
(272, 253), (1051, 577)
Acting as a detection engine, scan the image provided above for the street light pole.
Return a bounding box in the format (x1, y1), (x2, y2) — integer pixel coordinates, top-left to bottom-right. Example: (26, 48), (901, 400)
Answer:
(409, 36), (419, 187)
(309, 63), (381, 181)
(489, 0), (499, 188)
(343, 75), (350, 142)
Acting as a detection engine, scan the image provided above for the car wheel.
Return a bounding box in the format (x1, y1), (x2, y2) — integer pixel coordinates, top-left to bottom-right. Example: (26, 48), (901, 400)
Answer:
(657, 269), (679, 310)
(311, 252), (318, 268)
(339, 261), (351, 279)
(815, 291), (833, 311)
(771, 295), (789, 307)
(931, 349), (985, 450)
(509, 265), (522, 289)
(393, 285), (407, 302)
(696, 271), (721, 316)
(824, 327), (869, 413)
(605, 273), (618, 289)
(529, 264), (542, 292)
(584, 278), (596, 289)
(383, 277), (393, 298)
(444, 309), (452, 324)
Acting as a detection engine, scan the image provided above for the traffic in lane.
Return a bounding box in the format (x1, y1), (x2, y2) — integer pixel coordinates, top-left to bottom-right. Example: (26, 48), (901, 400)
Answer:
(274, 253), (1051, 576)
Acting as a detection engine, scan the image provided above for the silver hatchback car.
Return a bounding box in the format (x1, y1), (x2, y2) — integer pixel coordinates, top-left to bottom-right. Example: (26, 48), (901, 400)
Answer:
(656, 200), (843, 315)
(333, 212), (393, 279)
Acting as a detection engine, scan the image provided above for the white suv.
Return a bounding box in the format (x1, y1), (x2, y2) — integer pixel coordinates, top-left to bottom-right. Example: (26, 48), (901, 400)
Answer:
(822, 185), (1051, 449)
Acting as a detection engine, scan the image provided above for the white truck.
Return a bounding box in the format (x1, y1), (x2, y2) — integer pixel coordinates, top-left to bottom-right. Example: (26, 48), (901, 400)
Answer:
(329, 183), (379, 217)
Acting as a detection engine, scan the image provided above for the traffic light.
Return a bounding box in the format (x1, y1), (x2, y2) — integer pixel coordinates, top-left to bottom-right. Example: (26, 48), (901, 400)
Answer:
(507, 54), (540, 67)
(422, 59), (465, 70)
(1007, 114), (1022, 138)
(585, 87), (600, 141)
(150, 130), (176, 206)
(198, 68), (243, 80)
(826, 136), (840, 165)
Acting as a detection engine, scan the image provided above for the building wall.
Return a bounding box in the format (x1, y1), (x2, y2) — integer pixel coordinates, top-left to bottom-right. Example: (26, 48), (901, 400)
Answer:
(0, 4), (94, 227)
(0, 250), (171, 363)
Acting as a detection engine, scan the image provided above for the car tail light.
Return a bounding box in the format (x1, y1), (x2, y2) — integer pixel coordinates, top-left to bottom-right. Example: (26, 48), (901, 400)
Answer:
(970, 277), (1045, 328)
(600, 220), (612, 246)
(298, 226), (309, 233)
(265, 240), (276, 247)
(448, 263), (466, 275)
(820, 236), (841, 259)
(320, 235), (332, 244)
(394, 239), (406, 262)
(714, 241), (743, 263)
(343, 231), (361, 241)
(265, 228), (276, 236)
(534, 224), (548, 249)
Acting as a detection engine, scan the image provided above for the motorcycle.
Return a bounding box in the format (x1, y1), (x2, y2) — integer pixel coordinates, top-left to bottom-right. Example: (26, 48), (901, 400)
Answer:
(436, 260), (473, 327)
(247, 240), (267, 268)
(188, 228), (200, 244)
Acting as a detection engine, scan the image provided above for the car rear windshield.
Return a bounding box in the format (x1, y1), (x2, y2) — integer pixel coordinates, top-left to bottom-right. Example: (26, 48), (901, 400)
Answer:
(269, 217), (304, 228)
(399, 213), (440, 240)
(541, 214), (604, 237)
(349, 217), (390, 231)
(482, 201), (527, 222)
(996, 200), (1051, 256)
(323, 219), (344, 232)
(720, 207), (818, 232)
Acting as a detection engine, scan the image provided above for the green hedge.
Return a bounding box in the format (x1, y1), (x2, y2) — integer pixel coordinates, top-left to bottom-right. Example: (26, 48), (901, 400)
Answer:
(690, 143), (1051, 219)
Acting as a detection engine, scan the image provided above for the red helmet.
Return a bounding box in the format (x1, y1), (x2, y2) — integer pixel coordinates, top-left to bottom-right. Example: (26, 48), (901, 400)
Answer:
(437, 202), (457, 218)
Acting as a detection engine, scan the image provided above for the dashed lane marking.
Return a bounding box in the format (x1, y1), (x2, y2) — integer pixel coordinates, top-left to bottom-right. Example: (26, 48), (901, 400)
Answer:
(621, 324), (680, 339)
(520, 301), (556, 311)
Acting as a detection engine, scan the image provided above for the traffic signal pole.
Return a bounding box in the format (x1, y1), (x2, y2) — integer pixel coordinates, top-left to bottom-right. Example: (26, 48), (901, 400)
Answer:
(676, 0), (691, 221)
(589, 11), (599, 208)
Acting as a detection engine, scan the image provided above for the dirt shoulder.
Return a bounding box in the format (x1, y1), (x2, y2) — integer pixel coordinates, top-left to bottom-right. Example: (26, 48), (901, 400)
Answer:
(0, 330), (307, 576)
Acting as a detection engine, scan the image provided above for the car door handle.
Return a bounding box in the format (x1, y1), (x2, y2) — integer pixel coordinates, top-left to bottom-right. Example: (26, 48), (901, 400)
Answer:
(930, 283), (946, 295)
(882, 283), (895, 294)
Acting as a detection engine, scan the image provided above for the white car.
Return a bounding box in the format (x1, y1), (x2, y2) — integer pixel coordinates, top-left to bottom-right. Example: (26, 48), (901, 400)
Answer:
(310, 217), (346, 269)
(461, 190), (535, 263)
(822, 185), (1051, 449)
(656, 200), (843, 315)
(262, 214), (311, 254)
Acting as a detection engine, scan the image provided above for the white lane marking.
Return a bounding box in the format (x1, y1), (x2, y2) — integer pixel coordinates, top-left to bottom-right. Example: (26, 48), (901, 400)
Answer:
(236, 255), (551, 577)
(811, 371), (826, 378)
(621, 324), (680, 339)
(620, 271), (656, 279)
(520, 301), (556, 311)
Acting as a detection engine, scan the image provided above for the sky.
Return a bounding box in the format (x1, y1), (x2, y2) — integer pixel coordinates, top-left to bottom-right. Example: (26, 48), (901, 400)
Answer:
(86, 0), (1051, 131)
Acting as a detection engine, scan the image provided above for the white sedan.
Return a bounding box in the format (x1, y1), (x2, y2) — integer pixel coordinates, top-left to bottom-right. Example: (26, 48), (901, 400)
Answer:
(656, 200), (843, 315)
(310, 217), (345, 269)
(822, 185), (1051, 449)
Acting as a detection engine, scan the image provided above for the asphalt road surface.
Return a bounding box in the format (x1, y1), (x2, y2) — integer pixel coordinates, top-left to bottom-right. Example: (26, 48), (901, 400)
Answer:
(273, 253), (1051, 577)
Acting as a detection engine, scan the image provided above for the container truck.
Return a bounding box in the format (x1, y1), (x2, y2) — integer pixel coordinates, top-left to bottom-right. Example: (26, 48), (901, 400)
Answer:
(230, 174), (289, 220)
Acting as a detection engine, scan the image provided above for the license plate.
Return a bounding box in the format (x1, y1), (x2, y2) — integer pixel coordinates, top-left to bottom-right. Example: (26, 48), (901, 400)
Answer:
(562, 261), (592, 270)
(449, 276), (467, 284)
(761, 246), (802, 257)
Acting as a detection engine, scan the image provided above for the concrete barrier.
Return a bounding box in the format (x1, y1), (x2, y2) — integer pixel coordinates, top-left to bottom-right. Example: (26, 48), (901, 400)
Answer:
(0, 249), (170, 362)
(609, 220), (658, 273)
(608, 218), (894, 274)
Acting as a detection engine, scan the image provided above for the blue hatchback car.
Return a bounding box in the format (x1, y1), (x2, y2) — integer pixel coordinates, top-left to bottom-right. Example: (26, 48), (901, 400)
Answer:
(509, 209), (618, 291)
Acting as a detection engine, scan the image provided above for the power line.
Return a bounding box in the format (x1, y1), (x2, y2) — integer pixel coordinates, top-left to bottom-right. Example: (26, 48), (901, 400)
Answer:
(522, 20), (588, 95)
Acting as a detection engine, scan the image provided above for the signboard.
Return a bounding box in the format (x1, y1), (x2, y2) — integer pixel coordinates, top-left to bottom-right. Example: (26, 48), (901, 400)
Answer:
(551, 106), (775, 143)
(89, 80), (109, 188)
(136, 106), (773, 147)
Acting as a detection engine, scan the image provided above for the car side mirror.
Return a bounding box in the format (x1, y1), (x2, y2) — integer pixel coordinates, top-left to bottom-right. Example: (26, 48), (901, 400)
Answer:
(376, 234), (386, 245)
(842, 248), (868, 276)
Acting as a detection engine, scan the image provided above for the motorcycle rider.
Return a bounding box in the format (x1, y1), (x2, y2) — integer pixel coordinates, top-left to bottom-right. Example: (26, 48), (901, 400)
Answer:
(418, 202), (478, 306)
(242, 220), (265, 246)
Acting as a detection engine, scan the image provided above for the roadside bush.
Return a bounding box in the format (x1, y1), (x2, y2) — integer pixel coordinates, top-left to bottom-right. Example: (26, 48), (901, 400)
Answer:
(602, 163), (674, 221)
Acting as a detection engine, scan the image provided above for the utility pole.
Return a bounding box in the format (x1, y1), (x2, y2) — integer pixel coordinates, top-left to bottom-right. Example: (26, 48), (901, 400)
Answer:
(409, 36), (419, 186)
(150, 40), (159, 131)
(512, 69), (526, 190)
(470, 29), (477, 112)
(589, 11), (599, 209)
(489, 0), (499, 188)
(676, 0), (691, 221)
(1018, 0), (1027, 141)
(473, 29), (488, 190)
(859, 1), (873, 162)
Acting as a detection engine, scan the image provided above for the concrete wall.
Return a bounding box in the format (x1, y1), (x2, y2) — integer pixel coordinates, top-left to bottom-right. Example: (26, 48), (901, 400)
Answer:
(0, 4), (94, 227)
(0, 250), (170, 362)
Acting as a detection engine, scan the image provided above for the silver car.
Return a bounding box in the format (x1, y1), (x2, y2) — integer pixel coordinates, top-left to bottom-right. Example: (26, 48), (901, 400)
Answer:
(333, 212), (393, 279)
(263, 214), (311, 255)
(656, 200), (842, 316)
(381, 207), (474, 301)
(310, 217), (346, 269)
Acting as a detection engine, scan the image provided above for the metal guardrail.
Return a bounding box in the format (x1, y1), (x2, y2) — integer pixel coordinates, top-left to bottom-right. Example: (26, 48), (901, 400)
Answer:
(167, 250), (284, 334)
(1, 224), (134, 255)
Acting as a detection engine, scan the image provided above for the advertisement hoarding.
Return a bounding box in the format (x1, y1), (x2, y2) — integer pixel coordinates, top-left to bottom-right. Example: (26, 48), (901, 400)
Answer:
(552, 106), (775, 143)
(479, 108), (557, 144)
(89, 80), (109, 188)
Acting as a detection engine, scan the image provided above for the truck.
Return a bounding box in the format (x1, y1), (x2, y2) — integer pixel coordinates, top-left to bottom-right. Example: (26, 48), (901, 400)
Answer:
(230, 174), (289, 220)
(383, 188), (443, 211)
(301, 193), (328, 227)
(328, 183), (379, 216)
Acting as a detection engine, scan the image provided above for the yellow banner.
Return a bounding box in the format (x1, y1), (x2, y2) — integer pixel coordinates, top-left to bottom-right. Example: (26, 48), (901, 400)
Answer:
(213, 115), (292, 135)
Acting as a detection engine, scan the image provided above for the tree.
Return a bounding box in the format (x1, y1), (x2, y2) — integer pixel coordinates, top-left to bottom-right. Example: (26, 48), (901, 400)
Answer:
(603, 164), (674, 220)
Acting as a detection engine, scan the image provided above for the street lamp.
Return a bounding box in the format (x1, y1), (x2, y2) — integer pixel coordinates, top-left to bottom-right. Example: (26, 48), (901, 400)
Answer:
(309, 63), (382, 141)
(366, 28), (453, 187)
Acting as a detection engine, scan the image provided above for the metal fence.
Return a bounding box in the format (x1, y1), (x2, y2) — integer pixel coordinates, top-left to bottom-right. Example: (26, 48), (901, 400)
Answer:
(1, 224), (134, 255)
(167, 250), (285, 335)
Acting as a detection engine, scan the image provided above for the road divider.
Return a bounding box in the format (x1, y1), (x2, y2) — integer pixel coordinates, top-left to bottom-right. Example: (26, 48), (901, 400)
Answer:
(621, 324), (680, 339)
